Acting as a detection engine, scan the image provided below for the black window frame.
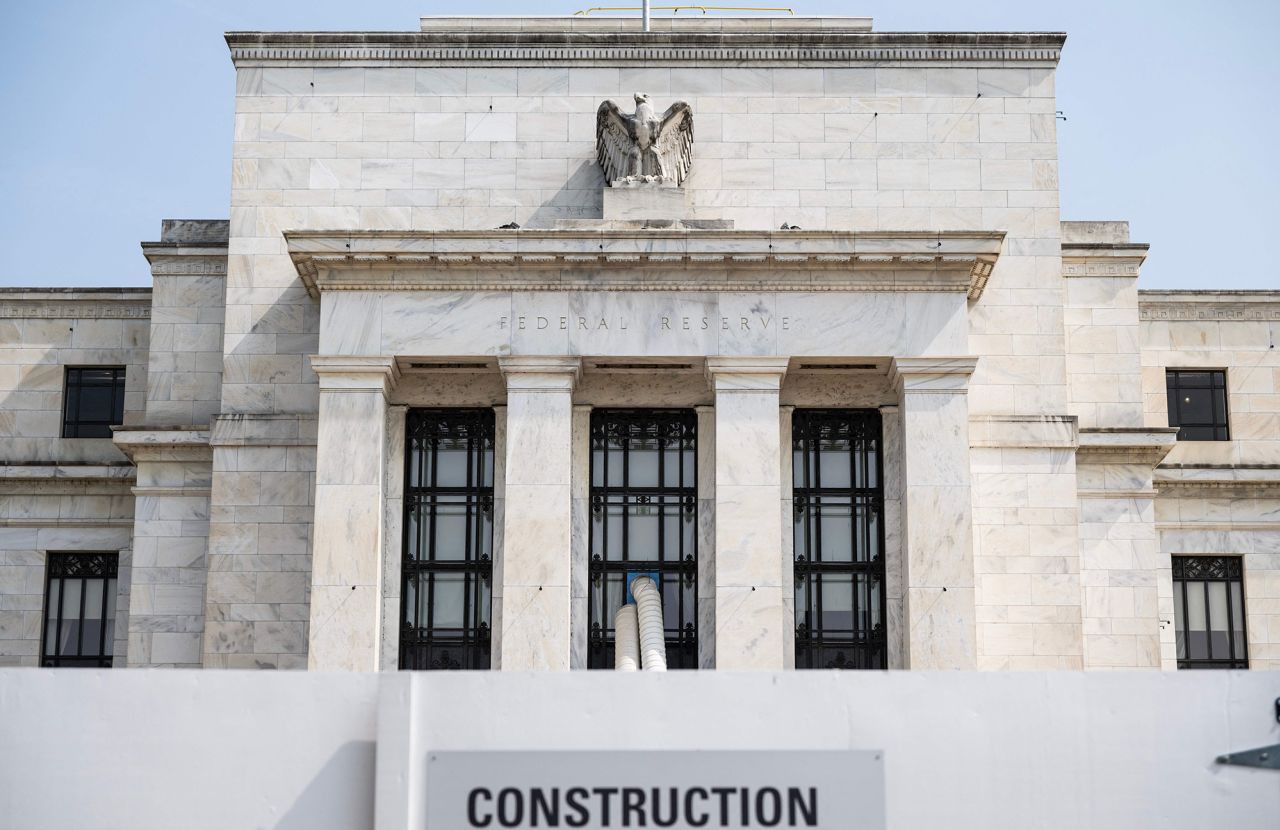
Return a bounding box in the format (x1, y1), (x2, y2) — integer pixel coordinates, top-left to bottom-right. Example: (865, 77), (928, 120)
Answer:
(588, 408), (698, 669)
(399, 408), (495, 671)
(62, 366), (127, 438)
(1173, 555), (1248, 670)
(792, 409), (887, 670)
(41, 552), (118, 668)
(1166, 369), (1229, 441)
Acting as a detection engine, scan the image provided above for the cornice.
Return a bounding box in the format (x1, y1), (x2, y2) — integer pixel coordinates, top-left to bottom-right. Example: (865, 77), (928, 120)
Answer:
(1138, 291), (1280, 322)
(111, 428), (213, 464)
(1061, 243), (1149, 279)
(141, 242), (229, 279)
(286, 229), (1002, 299)
(226, 31), (1064, 67)
(1155, 464), (1280, 496)
(1076, 427), (1177, 466)
(0, 291), (151, 319)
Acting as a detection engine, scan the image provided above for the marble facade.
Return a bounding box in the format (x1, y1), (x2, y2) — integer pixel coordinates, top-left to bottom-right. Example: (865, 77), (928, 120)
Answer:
(0, 16), (1276, 672)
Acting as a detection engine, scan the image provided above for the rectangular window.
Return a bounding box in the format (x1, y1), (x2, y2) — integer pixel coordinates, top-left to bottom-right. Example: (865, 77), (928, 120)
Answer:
(62, 367), (126, 438)
(1173, 556), (1248, 669)
(400, 409), (495, 670)
(1166, 369), (1229, 441)
(793, 410), (886, 670)
(589, 409), (698, 669)
(41, 552), (118, 667)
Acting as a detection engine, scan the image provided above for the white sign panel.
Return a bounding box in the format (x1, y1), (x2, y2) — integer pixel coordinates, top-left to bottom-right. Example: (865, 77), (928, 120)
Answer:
(426, 750), (884, 829)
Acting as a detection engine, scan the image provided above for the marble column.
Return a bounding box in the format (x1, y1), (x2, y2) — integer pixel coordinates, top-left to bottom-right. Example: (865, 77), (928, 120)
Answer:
(497, 357), (581, 671)
(889, 357), (978, 669)
(569, 405), (592, 670)
(695, 404), (716, 669)
(307, 355), (399, 671)
(705, 357), (790, 670)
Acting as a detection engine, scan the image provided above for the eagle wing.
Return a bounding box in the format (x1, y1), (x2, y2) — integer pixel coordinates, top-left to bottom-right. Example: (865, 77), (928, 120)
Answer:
(655, 101), (694, 185)
(596, 100), (636, 185)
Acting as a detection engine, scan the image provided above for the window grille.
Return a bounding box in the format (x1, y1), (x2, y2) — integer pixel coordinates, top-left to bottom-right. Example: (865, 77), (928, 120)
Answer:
(400, 409), (495, 670)
(792, 409), (886, 670)
(589, 409), (698, 669)
(41, 552), (118, 667)
(62, 367), (126, 438)
(1166, 370), (1229, 441)
(1173, 555), (1248, 669)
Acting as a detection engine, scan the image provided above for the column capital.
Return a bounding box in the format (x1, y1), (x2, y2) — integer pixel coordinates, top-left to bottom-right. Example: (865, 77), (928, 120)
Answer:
(704, 356), (789, 392)
(889, 356), (978, 393)
(498, 356), (581, 392)
(310, 355), (400, 396)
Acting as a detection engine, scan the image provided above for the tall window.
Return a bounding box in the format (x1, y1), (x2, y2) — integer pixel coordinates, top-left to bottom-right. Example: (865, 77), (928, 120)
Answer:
(62, 367), (127, 438)
(1173, 556), (1248, 669)
(1166, 369), (1229, 441)
(589, 409), (697, 669)
(41, 552), (118, 667)
(400, 409), (494, 670)
(792, 410), (885, 670)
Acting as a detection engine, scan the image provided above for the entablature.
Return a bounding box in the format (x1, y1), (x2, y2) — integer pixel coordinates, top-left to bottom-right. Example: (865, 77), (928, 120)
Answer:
(286, 229), (1003, 300)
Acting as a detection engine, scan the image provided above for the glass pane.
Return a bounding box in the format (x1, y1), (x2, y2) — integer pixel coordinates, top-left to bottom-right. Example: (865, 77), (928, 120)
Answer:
(606, 505), (624, 561)
(1207, 582), (1229, 659)
(592, 442), (604, 488)
(792, 447), (807, 488)
(44, 580), (60, 654)
(662, 507), (681, 562)
(104, 578), (117, 655)
(60, 579), (82, 656)
(663, 447), (680, 488)
(865, 507), (881, 561)
(404, 577), (420, 628)
(607, 443), (624, 487)
(1174, 583), (1186, 659)
(480, 444), (494, 488)
(682, 446), (695, 489)
(1178, 388), (1213, 424)
(820, 575), (854, 632)
(628, 506), (659, 560)
(431, 497), (469, 560)
(78, 386), (115, 422)
(1231, 582), (1246, 660)
(818, 439), (851, 489)
(1185, 581), (1207, 660)
(434, 439), (469, 487)
(82, 579), (104, 656)
(818, 501), (853, 562)
(628, 439), (659, 487)
(431, 574), (465, 629)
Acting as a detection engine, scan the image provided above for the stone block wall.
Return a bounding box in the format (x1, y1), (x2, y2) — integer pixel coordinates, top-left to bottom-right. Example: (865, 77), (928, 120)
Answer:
(1140, 291), (1280, 669)
(0, 291), (150, 465)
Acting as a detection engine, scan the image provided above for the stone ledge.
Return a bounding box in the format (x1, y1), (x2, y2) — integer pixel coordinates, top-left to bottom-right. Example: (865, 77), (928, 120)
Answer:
(1155, 464), (1280, 493)
(1077, 427), (1177, 465)
(112, 428), (212, 464)
(0, 464), (136, 482)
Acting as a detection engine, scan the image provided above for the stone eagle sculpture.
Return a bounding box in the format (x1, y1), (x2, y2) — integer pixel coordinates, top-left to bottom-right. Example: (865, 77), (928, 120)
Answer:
(596, 93), (694, 186)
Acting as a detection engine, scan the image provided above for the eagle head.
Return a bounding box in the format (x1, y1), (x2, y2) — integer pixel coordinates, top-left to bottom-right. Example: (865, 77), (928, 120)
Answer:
(633, 92), (649, 107)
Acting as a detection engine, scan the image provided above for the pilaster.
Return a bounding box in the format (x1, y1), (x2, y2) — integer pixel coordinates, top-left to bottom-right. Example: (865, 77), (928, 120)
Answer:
(889, 356), (978, 669)
(705, 356), (789, 670)
(497, 356), (581, 671)
(307, 355), (399, 671)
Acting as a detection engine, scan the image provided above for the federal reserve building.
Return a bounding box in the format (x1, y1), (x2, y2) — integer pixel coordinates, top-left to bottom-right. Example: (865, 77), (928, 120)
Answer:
(5, 12), (1280, 827)
(2, 13), (1277, 678)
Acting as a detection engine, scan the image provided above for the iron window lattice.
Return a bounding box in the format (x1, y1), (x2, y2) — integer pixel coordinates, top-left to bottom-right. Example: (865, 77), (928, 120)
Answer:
(1166, 369), (1229, 441)
(400, 409), (495, 671)
(62, 367), (126, 439)
(41, 552), (118, 668)
(1173, 555), (1248, 669)
(589, 409), (698, 669)
(792, 410), (887, 670)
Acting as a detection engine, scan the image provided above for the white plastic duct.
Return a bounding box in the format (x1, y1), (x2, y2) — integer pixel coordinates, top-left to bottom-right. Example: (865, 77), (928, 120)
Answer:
(613, 604), (640, 671)
(630, 576), (668, 672)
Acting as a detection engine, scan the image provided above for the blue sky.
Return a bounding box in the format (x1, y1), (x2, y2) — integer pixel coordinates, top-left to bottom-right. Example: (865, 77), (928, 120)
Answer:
(1, 0), (1276, 289)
